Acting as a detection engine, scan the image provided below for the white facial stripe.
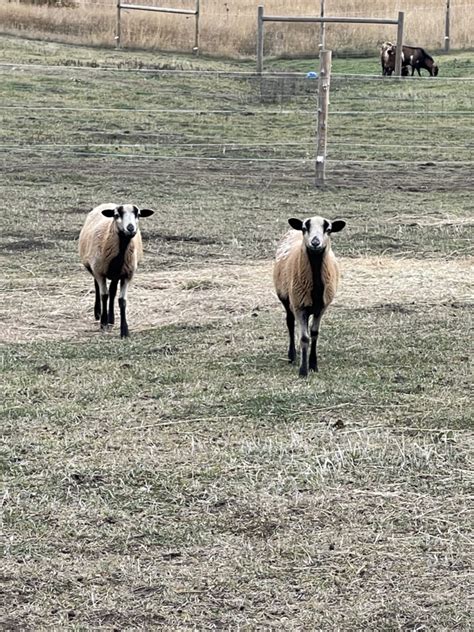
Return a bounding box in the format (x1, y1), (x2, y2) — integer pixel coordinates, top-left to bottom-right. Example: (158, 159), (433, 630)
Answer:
(116, 204), (139, 233)
(303, 216), (331, 250)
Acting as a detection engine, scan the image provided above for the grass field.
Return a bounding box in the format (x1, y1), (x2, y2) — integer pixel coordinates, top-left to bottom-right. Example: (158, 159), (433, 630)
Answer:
(1, 35), (473, 629)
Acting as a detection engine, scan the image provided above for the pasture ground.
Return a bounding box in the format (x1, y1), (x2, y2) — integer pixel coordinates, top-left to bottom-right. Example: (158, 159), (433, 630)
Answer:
(1, 36), (473, 629)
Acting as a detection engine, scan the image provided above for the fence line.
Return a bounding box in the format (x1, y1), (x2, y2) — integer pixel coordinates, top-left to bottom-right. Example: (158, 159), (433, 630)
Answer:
(1, 63), (471, 187)
(1, 147), (471, 167)
(0, 105), (471, 117)
(1, 140), (471, 150)
(1, 64), (474, 82)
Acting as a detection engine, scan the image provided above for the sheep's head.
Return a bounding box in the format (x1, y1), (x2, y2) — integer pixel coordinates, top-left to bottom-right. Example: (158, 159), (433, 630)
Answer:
(101, 204), (154, 238)
(288, 216), (346, 252)
(432, 63), (439, 76)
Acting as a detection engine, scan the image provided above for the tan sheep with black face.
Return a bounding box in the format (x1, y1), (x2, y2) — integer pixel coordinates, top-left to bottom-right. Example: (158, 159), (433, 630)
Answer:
(79, 203), (154, 338)
(273, 215), (346, 377)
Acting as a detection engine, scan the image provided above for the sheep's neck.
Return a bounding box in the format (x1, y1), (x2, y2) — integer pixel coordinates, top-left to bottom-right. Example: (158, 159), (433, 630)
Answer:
(107, 232), (133, 280)
(306, 246), (326, 314)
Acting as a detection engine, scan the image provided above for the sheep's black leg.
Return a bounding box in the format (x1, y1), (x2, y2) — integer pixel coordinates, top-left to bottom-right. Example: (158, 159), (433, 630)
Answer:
(119, 278), (129, 338)
(94, 280), (101, 320)
(280, 296), (296, 363)
(101, 296), (109, 329)
(108, 279), (118, 326)
(297, 310), (310, 377)
(96, 276), (108, 330)
(309, 312), (323, 372)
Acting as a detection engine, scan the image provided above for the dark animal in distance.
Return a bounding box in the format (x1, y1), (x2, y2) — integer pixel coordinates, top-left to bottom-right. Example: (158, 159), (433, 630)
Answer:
(380, 42), (439, 77)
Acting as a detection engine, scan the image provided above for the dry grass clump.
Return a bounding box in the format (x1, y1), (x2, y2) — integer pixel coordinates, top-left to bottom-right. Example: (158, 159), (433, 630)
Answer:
(1, 0), (472, 55)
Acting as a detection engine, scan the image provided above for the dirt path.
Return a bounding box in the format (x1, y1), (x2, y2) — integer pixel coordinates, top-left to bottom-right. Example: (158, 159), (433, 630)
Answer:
(1, 256), (472, 343)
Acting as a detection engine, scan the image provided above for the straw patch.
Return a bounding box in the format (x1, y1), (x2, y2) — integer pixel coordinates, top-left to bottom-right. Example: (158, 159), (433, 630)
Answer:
(2, 256), (471, 343)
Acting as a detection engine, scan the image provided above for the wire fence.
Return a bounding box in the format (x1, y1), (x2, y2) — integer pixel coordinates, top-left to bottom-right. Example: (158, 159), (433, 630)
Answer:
(0, 63), (472, 189)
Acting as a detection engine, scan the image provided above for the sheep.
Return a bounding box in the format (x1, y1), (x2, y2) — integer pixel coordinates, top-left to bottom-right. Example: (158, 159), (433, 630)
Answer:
(380, 41), (394, 76)
(79, 203), (154, 337)
(381, 42), (438, 77)
(273, 216), (346, 377)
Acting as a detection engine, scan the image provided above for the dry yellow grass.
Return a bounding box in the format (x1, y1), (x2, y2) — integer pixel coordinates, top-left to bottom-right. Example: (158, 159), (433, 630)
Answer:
(2, 256), (472, 343)
(1, 0), (472, 55)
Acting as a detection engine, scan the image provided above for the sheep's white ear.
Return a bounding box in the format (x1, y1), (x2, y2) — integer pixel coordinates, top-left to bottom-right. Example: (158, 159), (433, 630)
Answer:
(331, 220), (346, 233)
(139, 208), (154, 218)
(101, 207), (117, 218)
(288, 218), (303, 231)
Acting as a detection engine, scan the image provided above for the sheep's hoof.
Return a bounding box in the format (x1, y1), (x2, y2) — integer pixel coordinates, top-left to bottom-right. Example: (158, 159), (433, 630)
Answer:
(299, 368), (308, 378)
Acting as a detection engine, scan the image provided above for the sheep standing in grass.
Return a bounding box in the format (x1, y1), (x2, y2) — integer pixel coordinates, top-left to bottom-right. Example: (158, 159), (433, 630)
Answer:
(273, 216), (346, 377)
(79, 203), (154, 337)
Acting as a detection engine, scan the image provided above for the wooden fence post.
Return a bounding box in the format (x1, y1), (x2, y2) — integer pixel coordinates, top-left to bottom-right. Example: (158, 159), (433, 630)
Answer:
(115, 0), (121, 49)
(444, 0), (450, 52)
(319, 0), (325, 51)
(395, 11), (404, 76)
(257, 5), (264, 73)
(315, 49), (332, 187)
(193, 0), (200, 54)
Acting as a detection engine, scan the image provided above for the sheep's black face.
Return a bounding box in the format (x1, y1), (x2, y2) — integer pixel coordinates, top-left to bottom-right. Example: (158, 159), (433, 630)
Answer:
(288, 216), (346, 252)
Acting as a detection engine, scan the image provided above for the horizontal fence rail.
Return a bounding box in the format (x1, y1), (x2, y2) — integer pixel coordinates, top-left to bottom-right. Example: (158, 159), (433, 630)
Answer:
(116, 0), (200, 53)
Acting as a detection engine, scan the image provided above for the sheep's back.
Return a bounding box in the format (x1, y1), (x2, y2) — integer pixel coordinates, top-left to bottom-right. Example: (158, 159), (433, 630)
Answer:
(78, 205), (141, 278)
(79, 207), (116, 270)
(273, 230), (312, 308)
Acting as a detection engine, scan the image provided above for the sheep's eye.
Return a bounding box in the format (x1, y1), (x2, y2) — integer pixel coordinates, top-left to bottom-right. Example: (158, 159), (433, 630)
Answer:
(323, 220), (330, 233)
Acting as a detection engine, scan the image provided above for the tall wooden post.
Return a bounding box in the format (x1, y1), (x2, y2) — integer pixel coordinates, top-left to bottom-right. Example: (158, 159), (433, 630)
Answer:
(394, 11), (404, 76)
(257, 5), (264, 73)
(319, 0), (326, 51)
(193, 0), (200, 54)
(444, 0), (450, 52)
(315, 49), (331, 187)
(115, 0), (121, 49)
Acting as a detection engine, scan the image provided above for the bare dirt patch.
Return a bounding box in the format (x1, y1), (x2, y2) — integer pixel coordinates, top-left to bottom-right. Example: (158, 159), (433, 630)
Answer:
(1, 256), (472, 344)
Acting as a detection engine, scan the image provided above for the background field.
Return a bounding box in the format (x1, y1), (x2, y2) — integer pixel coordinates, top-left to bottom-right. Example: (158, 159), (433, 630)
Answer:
(1, 34), (473, 629)
(1, 0), (473, 55)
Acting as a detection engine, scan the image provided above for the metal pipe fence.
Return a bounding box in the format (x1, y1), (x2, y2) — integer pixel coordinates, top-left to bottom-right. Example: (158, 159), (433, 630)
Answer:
(115, 0), (200, 53)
